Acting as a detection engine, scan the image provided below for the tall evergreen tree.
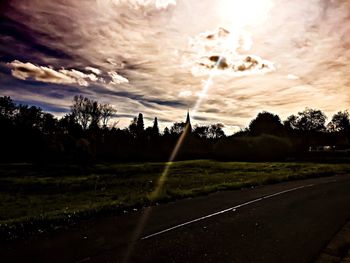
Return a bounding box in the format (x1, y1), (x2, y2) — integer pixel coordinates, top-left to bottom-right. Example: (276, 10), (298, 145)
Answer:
(152, 117), (160, 136)
(136, 113), (144, 134)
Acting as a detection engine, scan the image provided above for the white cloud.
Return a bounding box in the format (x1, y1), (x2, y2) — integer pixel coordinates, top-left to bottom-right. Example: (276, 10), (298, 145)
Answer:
(186, 27), (275, 77)
(109, 71), (129, 85)
(179, 90), (192, 97)
(154, 0), (176, 9)
(85, 67), (101, 75)
(108, 0), (176, 10)
(287, 74), (299, 80)
(8, 60), (99, 87)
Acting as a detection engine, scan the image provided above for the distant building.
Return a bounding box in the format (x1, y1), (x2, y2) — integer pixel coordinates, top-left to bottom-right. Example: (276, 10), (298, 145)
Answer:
(308, 145), (335, 152)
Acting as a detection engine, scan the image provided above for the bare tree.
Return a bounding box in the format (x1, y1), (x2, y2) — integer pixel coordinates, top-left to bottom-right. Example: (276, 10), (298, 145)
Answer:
(90, 101), (102, 129)
(101, 104), (117, 128)
(71, 95), (92, 130)
(71, 96), (117, 130)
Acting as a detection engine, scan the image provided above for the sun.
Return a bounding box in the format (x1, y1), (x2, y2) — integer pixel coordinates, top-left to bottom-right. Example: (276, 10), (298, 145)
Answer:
(219, 0), (274, 29)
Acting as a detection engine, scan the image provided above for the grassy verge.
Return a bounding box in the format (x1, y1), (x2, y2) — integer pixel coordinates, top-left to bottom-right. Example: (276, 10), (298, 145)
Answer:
(1, 160), (350, 239)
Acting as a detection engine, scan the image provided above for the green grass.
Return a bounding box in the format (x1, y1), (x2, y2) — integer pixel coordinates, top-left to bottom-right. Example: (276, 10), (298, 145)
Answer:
(1, 160), (350, 236)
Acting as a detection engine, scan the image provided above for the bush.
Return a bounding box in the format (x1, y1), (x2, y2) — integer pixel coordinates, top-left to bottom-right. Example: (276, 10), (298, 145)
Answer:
(214, 134), (293, 161)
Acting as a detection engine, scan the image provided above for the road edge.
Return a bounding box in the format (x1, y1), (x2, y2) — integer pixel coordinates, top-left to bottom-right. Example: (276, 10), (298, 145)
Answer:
(315, 221), (350, 263)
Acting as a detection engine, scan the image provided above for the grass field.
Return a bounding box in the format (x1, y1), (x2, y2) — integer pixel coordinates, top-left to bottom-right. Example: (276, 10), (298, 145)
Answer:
(1, 160), (350, 238)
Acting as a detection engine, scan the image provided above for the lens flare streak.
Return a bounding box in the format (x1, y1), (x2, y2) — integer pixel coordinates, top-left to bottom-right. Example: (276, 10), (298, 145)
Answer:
(122, 55), (228, 263)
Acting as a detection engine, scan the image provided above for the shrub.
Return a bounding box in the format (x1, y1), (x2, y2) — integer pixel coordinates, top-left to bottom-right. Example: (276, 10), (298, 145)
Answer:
(214, 134), (293, 161)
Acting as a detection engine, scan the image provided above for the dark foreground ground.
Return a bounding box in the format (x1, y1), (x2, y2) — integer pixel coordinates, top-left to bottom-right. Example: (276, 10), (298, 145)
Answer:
(2, 161), (350, 234)
(2, 174), (350, 263)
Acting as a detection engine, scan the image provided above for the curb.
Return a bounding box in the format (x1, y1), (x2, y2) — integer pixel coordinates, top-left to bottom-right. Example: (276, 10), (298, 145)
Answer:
(316, 222), (350, 263)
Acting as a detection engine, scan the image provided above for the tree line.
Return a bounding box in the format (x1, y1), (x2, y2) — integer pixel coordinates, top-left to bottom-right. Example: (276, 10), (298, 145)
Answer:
(0, 95), (349, 163)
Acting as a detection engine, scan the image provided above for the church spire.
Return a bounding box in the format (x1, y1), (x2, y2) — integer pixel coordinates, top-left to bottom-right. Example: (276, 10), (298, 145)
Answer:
(186, 110), (190, 124)
(185, 110), (192, 133)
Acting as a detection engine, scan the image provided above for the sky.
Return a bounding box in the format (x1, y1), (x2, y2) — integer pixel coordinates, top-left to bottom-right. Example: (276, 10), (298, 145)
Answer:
(1, 0), (350, 134)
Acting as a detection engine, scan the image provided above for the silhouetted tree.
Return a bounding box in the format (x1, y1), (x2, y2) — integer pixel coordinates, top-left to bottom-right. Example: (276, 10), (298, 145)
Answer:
(170, 122), (186, 135)
(58, 113), (82, 135)
(70, 95), (114, 130)
(89, 101), (102, 129)
(249, 111), (283, 136)
(194, 124), (225, 139)
(284, 115), (298, 131)
(136, 113), (144, 135)
(208, 123), (225, 139)
(327, 111), (350, 132)
(232, 129), (249, 137)
(2, 94), (350, 163)
(193, 125), (209, 138)
(0, 96), (16, 119)
(163, 127), (170, 136)
(41, 113), (57, 134)
(128, 117), (138, 138)
(15, 105), (43, 129)
(71, 95), (92, 130)
(285, 108), (327, 132)
(145, 126), (153, 137)
(101, 104), (117, 128)
(214, 134), (293, 161)
(152, 117), (160, 137)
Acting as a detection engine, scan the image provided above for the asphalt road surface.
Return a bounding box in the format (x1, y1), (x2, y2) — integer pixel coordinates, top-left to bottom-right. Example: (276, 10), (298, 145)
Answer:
(2, 174), (350, 263)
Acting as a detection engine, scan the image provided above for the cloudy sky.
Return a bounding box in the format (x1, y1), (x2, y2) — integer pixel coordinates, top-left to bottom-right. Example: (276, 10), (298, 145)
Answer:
(0, 0), (349, 134)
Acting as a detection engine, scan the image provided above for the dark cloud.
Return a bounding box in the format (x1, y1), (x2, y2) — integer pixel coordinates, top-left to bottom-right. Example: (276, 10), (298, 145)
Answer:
(90, 85), (186, 109)
(199, 54), (273, 74)
(193, 116), (209, 121)
(0, 16), (73, 64)
(14, 99), (70, 114)
(205, 108), (220, 113)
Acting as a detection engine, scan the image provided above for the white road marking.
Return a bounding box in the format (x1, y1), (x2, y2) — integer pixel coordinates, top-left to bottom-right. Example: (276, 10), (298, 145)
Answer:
(140, 184), (314, 240)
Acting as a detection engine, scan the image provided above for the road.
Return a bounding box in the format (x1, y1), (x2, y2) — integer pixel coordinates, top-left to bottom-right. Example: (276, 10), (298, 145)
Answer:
(2, 174), (350, 263)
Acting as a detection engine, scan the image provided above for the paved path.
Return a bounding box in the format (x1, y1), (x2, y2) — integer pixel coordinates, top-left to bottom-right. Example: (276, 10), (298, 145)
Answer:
(2, 174), (350, 263)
